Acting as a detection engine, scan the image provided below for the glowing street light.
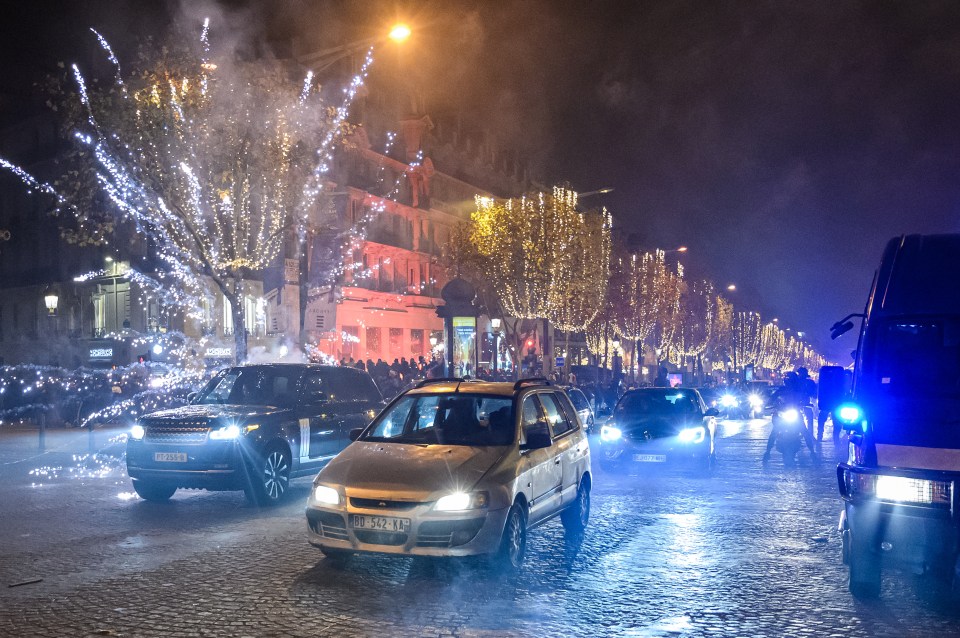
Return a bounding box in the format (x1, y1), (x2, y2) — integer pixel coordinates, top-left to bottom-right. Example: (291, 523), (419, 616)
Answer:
(727, 284), (737, 291)
(388, 23), (411, 43)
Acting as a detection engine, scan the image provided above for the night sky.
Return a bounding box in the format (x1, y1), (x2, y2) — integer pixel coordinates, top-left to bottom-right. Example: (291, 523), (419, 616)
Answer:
(3, 1), (960, 362)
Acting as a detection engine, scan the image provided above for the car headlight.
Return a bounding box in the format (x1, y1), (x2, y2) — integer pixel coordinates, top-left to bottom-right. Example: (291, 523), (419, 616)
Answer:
(600, 425), (623, 442)
(720, 394), (738, 408)
(875, 476), (934, 504)
(748, 394), (764, 408)
(209, 424), (242, 440)
(130, 424), (145, 441)
(312, 485), (341, 506)
(677, 426), (706, 444)
(779, 408), (800, 423)
(433, 491), (489, 512)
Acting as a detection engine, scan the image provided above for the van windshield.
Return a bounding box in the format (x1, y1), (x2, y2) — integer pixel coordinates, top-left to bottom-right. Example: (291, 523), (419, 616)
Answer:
(362, 394), (515, 446)
(863, 318), (960, 400)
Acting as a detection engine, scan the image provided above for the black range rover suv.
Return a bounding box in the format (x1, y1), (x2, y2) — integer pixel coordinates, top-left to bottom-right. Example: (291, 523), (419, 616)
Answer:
(126, 364), (382, 505)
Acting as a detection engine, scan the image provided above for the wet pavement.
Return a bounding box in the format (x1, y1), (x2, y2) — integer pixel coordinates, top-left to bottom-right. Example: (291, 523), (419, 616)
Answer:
(1, 419), (959, 637)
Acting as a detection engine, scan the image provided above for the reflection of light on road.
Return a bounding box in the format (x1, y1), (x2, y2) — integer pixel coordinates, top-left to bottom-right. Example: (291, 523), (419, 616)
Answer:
(623, 615), (693, 637)
(718, 419), (743, 437)
(117, 491), (138, 501)
(664, 513), (704, 569)
(28, 451), (126, 483)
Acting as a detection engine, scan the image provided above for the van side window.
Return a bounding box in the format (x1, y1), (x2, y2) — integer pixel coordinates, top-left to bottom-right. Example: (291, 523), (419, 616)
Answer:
(521, 396), (542, 433)
(539, 393), (573, 437)
(554, 391), (583, 430)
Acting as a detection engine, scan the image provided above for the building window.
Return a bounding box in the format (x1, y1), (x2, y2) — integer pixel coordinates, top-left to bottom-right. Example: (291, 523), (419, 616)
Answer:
(146, 298), (161, 333)
(389, 327), (403, 359)
(342, 325), (359, 360)
(410, 329), (424, 358)
(366, 326), (382, 356)
(93, 294), (106, 337)
(223, 297), (234, 336)
(244, 296), (257, 335)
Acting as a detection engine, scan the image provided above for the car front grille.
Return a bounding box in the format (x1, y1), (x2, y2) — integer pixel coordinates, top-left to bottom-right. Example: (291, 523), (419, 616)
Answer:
(354, 530), (407, 546)
(416, 518), (485, 548)
(142, 419), (210, 445)
(350, 497), (421, 511)
(307, 511), (349, 541)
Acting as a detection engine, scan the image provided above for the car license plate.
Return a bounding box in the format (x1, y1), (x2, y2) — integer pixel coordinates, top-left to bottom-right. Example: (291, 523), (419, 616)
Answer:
(350, 515), (410, 532)
(154, 452), (187, 462)
(633, 454), (667, 463)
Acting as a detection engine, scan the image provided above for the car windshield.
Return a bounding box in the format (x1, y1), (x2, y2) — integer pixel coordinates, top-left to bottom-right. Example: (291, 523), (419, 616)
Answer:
(616, 391), (700, 418)
(194, 368), (300, 407)
(362, 394), (515, 446)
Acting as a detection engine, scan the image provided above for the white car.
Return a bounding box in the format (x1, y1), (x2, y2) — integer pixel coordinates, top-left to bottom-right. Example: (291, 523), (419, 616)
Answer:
(306, 378), (592, 569)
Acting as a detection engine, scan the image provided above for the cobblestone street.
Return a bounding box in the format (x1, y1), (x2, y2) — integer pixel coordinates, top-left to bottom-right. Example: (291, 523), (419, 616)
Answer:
(1, 419), (959, 637)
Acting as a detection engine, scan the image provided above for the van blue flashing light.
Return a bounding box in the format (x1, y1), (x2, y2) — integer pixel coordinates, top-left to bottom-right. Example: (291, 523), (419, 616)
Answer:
(837, 403), (862, 424)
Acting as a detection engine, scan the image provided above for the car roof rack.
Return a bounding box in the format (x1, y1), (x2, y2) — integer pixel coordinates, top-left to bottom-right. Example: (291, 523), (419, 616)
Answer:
(513, 377), (552, 391)
(415, 377), (467, 389)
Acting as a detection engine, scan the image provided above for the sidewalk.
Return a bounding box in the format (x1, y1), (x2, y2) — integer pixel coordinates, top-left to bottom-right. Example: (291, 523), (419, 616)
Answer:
(0, 422), (130, 469)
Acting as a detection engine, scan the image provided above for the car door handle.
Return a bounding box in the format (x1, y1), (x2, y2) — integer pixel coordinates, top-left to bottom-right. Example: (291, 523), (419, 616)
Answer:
(554, 457), (561, 465)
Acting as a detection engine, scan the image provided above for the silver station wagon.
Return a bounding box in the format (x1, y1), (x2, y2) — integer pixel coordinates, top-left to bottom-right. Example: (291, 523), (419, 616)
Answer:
(305, 378), (592, 569)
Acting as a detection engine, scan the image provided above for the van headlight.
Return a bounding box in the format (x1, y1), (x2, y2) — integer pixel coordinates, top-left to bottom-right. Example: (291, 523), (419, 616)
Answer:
(875, 476), (934, 504)
(434, 491), (489, 512)
(130, 424), (145, 441)
(677, 426), (705, 444)
(748, 394), (764, 408)
(312, 485), (341, 506)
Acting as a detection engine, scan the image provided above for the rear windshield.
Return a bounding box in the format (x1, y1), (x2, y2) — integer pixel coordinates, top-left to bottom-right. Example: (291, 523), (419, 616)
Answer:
(616, 391), (700, 417)
(362, 394), (515, 446)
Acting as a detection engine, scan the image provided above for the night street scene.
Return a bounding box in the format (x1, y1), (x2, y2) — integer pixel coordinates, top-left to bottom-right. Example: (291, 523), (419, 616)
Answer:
(1, 1), (960, 636)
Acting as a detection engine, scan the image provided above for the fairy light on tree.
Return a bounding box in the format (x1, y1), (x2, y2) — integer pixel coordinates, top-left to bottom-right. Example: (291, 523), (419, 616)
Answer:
(708, 294), (734, 371)
(0, 21), (374, 363)
(675, 279), (714, 381)
(469, 187), (612, 370)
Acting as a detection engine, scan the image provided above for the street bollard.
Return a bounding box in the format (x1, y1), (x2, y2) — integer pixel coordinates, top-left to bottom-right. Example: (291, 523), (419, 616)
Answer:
(88, 420), (95, 453)
(38, 411), (46, 451)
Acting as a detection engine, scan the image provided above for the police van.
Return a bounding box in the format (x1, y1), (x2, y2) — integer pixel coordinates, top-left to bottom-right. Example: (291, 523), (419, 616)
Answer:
(829, 234), (960, 598)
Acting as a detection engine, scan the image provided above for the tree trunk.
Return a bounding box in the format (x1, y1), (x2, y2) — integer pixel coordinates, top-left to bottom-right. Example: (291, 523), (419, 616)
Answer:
(223, 288), (248, 364)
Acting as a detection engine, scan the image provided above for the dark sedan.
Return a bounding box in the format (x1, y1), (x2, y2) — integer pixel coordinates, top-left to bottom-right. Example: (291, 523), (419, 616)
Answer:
(597, 388), (718, 472)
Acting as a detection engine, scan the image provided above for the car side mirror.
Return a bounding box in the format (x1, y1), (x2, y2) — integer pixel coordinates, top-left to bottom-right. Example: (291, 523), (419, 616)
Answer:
(704, 407), (720, 417)
(349, 427), (365, 441)
(187, 391), (198, 404)
(521, 427), (552, 451)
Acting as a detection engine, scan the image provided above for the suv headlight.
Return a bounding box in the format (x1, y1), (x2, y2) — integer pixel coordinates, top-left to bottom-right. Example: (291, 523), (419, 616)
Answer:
(313, 485), (341, 506)
(434, 491), (489, 512)
(748, 394), (764, 408)
(209, 423), (258, 440)
(209, 424), (242, 440)
(677, 426), (705, 444)
(720, 394), (738, 408)
(130, 424), (145, 441)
